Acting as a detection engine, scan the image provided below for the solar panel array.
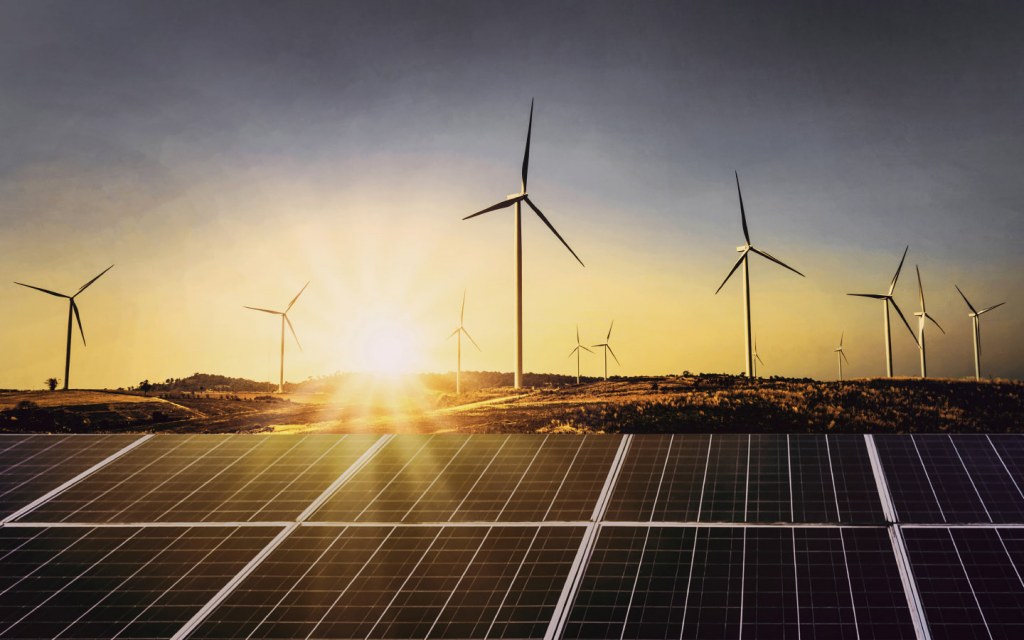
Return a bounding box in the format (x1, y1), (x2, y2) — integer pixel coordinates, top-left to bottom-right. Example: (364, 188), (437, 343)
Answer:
(1, 432), (1024, 639)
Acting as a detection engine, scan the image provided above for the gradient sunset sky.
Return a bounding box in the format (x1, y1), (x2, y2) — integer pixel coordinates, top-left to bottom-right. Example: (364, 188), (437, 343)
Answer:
(1, 1), (1022, 389)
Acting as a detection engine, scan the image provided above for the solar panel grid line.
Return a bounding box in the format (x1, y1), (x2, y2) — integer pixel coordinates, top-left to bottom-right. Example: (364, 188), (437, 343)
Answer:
(945, 528), (995, 639)
(790, 528), (801, 636)
(786, 435), (795, 523)
(824, 436), (843, 522)
(864, 435), (898, 523)
(992, 529), (1024, 592)
(446, 435), (512, 522)
(168, 523), (296, 640)
(1, 434), (153, 525)
(538, 436), (588, 522)
(6, 519), (295, 528)
(545, 436), (633, 640)
(984, 435), (1024, 511)
(911, 437), (949, 523)
(481, 526), (544, 639)
(300, 520), (590, 528)
(398, 437), (474, 522)
(889, 526), (933, 640)
(421, 526), (494, 638)
(298, 434), (393, 522)
(836, 528), (861, 639)
(948, 436), (994, 524)
(743, 435), (751, 522)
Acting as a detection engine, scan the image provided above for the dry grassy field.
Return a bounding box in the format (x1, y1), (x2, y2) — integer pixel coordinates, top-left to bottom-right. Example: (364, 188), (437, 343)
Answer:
(2, 374), (1022, 434)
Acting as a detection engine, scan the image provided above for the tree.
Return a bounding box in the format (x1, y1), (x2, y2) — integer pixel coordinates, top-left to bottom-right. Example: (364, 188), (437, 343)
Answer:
(45, 378), (59, 392)
(139, 380), (152, 396)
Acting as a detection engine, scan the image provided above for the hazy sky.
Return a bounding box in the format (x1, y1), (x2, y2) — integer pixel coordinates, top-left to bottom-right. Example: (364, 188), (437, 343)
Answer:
(1, 0), (1023, 389)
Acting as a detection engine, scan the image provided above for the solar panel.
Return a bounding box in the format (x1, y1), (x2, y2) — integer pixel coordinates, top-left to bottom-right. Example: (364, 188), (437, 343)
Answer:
(0, 434), (140, 520)
(188, 524), (585, 639)
(562, 525), (916, 639)
(18, 434), (380, 523)
(603, 435), (884, 523)
(309, 434), (621, 523)
(877, 435), (1024, 523)
(0, 525), (280, 639)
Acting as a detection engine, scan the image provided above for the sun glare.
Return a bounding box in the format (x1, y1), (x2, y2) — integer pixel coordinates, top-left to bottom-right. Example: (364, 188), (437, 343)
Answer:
(352, 317), (419, 375)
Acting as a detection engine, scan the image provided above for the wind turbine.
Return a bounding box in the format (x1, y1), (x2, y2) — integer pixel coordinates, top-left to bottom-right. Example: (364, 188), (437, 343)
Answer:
(14, 265), (114, 391)
(568, 325), (594, 385)
(715, 172), (804, 377)
(955, 285), (1005, 381)
(448, 290), (480, 394)
(463, 100), (584, 389)
(846, 246), (918, 377)
(244, 282), (308, 393)
(913, 266), (945, 378)
(592, 321), (619, 380)
(751, 336), (765, 378)
(834, 332), (849, 381)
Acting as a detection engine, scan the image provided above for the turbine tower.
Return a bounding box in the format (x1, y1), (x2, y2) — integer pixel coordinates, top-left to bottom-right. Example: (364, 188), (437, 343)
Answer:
(955, 285), (1005, 381)
(846, 246), (918, 377)
(244, 281), (308, 393)
(913, 266), (945, 378)
(834, 332), (849, 381)
(463, 100), (584, 389)
(715, 172), (804, 377)
(568, 325), (594, 385)
(592, 321), (619, 380)
(751, 336), (765, 378)
(14, 265), (114, 391)
(448, 290), (480, 394)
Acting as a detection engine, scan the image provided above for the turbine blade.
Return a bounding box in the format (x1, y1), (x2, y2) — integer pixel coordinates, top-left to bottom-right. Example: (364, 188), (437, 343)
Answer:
(462, 328), (481, 351)
(847, 293), (888, 300)
(524, 197), (585, 267)
(568, 346), (578, 358)
(581, 345), (595, 354)
(607, 345), (621, 366)
(888, 246), (909, 296)
(955, 284), (978, 314)
(735, 171), (750, 245)
(841, 350), (850, 364)
(463, 195), (522, 220)
(750, 247), (805, 277)
(715, 251), (749, 295)
(926, 313), (946, 334)
(71, 300), (85, 346)
(978, 302), (1006, 315)
(448, 328), (460, 339)
(889, 298), (919, 346)
(606, 320), (614, 341)
(840, 331), (844, 347)
(286, 281), (310, 312)
(461, 289), (466, 324)
(576, 325), (580, 345)
(14, 282), (69, 298)
(75, 264), (114, 296)
(522, 99), (533, 191)
(916, 265), (925, 312)
(244, 306), (283, 315)
(285, 315), (302, 351)
(756, 354), (765, 366)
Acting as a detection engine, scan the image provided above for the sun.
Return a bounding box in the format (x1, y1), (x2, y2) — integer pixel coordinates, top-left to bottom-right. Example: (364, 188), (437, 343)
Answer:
(351, 317), (419, 375)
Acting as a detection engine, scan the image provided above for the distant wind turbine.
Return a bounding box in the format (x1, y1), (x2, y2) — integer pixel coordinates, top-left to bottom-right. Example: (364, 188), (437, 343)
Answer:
(913, 266), (945, 378)
(244, 282), (308, 393)
(715, 172), (804, 377)
(955, 285), (1005, 381)
(568, 325), (594, 385)
(752, 336), (765, 378)
(448, 290), (481, 394)
(463, 100), (584, 389)
(14, 265), (114, 391)
(834, 332), (849, 381)
(847, 246), (918, 377)
(592, 321), (619, 380)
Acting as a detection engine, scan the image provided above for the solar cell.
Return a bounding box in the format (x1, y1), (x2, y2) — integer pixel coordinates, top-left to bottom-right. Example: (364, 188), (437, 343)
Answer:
(188, 524), (585, 639)
(562, 525), (915, 639)
(309, 435), (621, 523)
(18, 434), (381, 523)
(0, 525), (279, 639)
(0, 434), (140, 521)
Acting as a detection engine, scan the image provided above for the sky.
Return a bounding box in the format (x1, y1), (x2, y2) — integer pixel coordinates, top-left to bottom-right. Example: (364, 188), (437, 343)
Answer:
(1, 0), (1022, 389)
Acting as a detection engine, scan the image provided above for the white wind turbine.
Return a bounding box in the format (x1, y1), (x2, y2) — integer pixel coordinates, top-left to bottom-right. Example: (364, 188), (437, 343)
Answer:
(244, 282), (308, 393)
(715, 172), (804, 377)
(448, 291), (481, 395)
(15, 265), (114, 391)
(463, 100), (585, 389)
(834, 332), (849, 381)
(955, 285), (1005, 381)
(847, 246), (918, 377)
(913, 266), (945, 378)
(568, 326), (594, 384)
(592, 321), (619, 380)
(751, 336), (765, 378)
